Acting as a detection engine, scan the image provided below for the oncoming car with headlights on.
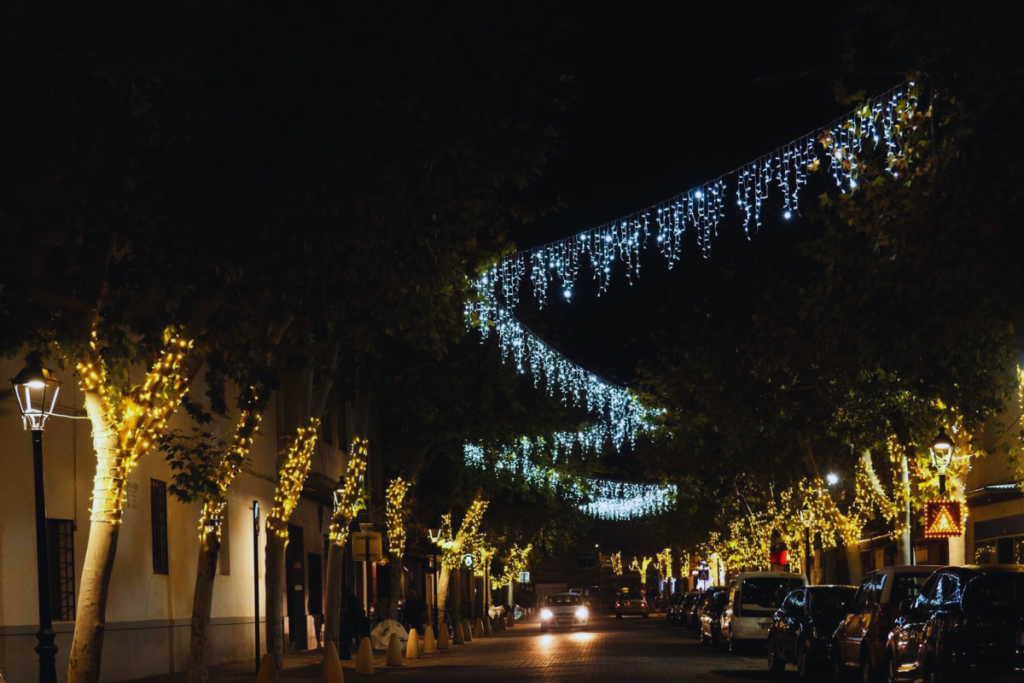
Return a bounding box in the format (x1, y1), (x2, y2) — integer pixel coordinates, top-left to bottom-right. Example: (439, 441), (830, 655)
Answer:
(540, 592), (590, 633)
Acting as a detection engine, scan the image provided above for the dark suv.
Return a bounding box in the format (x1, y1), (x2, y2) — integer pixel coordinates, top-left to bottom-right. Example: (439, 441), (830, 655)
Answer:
(833, 565), (940, 682)
(886, 565), (1024, 682)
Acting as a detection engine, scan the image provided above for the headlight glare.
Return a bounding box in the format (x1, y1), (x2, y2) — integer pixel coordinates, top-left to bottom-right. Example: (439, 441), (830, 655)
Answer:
(575, 607), (589, 620)
(541, 609), (553, 620)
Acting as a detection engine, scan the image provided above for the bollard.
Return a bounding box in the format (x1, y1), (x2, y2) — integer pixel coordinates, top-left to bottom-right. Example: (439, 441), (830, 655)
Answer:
(439, 623), (452, 649)
(473, 618), (485, 638)
(256, 654), (278, 683)
(506, 611), (514, 628)
(483, 616), (492, 636)
(424, 625), (437, 654)
(355, 636), (375, 675)
(462, 619), (473, 642)
(406, 628), (421, 660)
(386, 633), (403, 667)
(324, 642), (345, 683)
(452, 621), (464, 645)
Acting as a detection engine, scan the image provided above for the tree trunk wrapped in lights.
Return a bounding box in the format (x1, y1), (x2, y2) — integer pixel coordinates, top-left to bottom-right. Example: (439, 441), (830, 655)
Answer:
(491, 545), (532, 591)
(610, 551), (623, 576)
(184, 398), (264, 683)
(324, 437), (368, 652)
(436, 500), (488, 629)
(629, 556), (654, 585)
(68, 332), (195, 683)
(385, 477), (409, 621)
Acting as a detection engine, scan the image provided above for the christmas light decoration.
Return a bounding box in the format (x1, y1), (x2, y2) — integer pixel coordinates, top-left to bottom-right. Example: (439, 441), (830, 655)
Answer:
(439, 499), (488, 569)
(386, 477), (410, 559)
(629, 556), (653, 584)
(267, 418), (320, 539)
(328, 438), (368, 545)
(655, 548), (673, 580)
(492, 544), (532, 589)
(611, 551), (623, 576)
(465, 84), (924, 449)
(200, 392), (263, 543)
(78, 330), (194, 524)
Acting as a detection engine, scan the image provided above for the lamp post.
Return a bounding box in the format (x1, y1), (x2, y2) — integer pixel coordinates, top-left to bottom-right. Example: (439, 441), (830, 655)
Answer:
(428, 528), (441, 633)
(798, 506), (813, 585)
(11, 364), (62, 683)
(930, 428), (955, 495)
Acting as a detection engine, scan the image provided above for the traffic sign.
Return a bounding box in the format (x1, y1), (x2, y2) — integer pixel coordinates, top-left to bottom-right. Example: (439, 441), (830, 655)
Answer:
(352, 532), (382, 562)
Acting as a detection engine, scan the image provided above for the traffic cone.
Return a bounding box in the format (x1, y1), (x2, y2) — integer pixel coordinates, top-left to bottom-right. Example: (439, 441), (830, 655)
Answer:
(324, 642), (344, 683)
(406, 628), (421, 660)
(424, 625), (437, 654)
(483, 616), (492, 636)
(386, 633), (403, 667)
(462, 619), (473, 642)
(452, 621), (464, 645)
(473, 618), (484, 638)
(256, 654), (278, 683)
(439, 623), (452, 649)
(355, 637), (374, 675)
(506, 611), (514, 628)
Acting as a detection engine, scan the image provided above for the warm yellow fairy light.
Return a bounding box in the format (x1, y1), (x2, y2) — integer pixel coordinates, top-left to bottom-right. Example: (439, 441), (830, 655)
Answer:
(267, 418), (321, 539)
(386, 477), (410, 559)
(491, 544), (532, 589)
(655, 548), (673, 580)
(611, 551), (623, 576)
(78, 330), (194, 525)
(439, 499), (488, 569)
(329, 438), (368, 546)
(629, 556), (653, 584)
(199, 394), (263, 543)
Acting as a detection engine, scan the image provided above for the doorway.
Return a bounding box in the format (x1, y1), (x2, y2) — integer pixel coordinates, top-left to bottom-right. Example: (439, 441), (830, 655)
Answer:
(286, 524), (307, 649)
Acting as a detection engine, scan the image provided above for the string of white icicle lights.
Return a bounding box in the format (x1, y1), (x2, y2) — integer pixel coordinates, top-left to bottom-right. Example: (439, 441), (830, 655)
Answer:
(466, 286), (658, 449)
(463, 441), (675, 520)
(469, 83), (921, 311)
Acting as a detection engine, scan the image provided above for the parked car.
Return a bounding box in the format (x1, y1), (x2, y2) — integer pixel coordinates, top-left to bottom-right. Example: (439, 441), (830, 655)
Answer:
(886, 565), (1024, 682)
(615, 589), (650, 618)
(685, 591), (706, 628)
(539, 592), (589, 633)
(666, 592), (687, 623)
(766, 585), (856, 677)
(699, 589), (730, 646)
(722, 572), (808, 652)
(833, 565), (940, 682)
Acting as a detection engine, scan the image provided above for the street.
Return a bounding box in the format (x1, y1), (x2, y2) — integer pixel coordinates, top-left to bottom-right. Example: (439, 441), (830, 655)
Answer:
(357, 615), (788, 683)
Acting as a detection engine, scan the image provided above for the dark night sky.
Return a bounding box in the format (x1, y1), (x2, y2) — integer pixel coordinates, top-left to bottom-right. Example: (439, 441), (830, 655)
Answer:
(505, 3), (905, 387)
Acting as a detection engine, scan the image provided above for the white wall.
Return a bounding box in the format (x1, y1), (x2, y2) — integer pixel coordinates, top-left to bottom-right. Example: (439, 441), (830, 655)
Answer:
(0, 359), (345, 683)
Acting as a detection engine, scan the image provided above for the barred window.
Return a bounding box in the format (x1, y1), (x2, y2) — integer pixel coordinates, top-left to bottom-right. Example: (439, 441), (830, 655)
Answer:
(151, 479), (169, 574)
(46, 519), (76, 621)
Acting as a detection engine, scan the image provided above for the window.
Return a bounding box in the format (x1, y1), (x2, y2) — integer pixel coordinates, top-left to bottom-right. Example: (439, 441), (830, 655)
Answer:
(545, 594), (582, 606)
(578, 555), (596, 569)
(852, 576), (873, 612)
(151, 479), (169, 574)
(46, 519), (75, 621)
(890, 572), (933, 606)
(916, 575), (942, 612)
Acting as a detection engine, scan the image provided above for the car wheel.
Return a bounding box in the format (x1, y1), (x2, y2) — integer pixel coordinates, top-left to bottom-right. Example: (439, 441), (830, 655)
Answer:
(833, 648), (848, 683)
(767, 636), (786, 675)
(922, 658), (937, 683)
(797, 639), (810, 678)
(861, 649), (876, 683)
(886, 653), (898, 683)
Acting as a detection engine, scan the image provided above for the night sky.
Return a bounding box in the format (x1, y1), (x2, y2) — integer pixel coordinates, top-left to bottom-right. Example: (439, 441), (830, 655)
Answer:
(507, 3), (904, 387)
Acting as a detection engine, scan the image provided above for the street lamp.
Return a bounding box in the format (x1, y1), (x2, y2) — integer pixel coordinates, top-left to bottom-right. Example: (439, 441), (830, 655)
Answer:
(798, 506), (813, 585)
(428, 528), (441, 633)
(930, 428), (955, 495)
(11, 363), (62, 683)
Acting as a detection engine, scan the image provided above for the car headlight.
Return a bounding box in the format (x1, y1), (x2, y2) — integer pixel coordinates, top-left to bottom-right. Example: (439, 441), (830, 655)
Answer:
(575, 607), (589, 620)
(541, 609), (553, 620)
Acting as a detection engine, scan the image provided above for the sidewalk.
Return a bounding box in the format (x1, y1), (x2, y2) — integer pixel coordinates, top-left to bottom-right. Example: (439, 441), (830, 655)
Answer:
(123, 621), (535, 683)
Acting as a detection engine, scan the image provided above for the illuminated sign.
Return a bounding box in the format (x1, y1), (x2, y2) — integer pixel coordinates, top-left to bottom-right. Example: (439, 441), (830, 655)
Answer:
(923, 499), (965, 539)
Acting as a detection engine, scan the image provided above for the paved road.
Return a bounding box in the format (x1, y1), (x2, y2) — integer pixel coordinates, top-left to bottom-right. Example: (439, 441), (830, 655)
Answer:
(357, 615), (820, 683)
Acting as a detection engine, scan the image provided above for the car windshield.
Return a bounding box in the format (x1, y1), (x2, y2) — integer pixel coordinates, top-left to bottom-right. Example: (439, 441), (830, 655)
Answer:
(890, 573), (931, 605)
(808, 588), (856, 616)
(714, 591), (729, 606)
(546, 594), (582, 606)
(741, 578), (805, 612)
(963, 574), (1024, 614)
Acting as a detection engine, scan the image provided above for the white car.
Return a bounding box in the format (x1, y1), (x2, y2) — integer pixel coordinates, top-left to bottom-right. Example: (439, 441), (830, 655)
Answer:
(721, 571), (807, 652)
(539, 592), (590, 633)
